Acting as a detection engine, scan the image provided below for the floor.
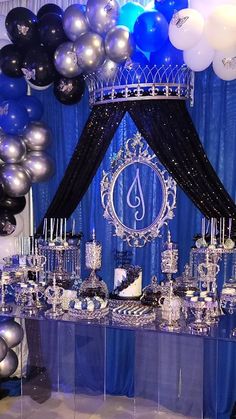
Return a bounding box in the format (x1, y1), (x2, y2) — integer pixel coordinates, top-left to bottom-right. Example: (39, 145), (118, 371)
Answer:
(0, 393), (195, 419)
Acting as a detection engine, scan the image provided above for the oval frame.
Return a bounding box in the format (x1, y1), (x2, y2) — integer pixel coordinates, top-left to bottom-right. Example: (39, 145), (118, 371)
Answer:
(101, 132), (177, 247)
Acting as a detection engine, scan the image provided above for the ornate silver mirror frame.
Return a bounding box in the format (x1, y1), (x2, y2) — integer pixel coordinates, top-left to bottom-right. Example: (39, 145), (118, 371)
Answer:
(101, 132), (177, 247)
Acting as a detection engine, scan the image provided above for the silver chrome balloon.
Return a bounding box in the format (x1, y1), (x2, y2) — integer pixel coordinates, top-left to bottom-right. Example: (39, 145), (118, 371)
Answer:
(22, 151), (55, 183)
(63, 4), (88, 42)
(23, 121), (52, 151)
(75, 32), (105, 72)
(97, 58), (119, 81)
(0, 336), (7, 362)
(105, 25), (134, 63)
(86, 0), (120, 34)
(0, 134), (26, 163)
(0, 320), (24, 348)
(0, 349), (18, 378)
(54, 42), (82, 78)
(1, 164), (32, 197)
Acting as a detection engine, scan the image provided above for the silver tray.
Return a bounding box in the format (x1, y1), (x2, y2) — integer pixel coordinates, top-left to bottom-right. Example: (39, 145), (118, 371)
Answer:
(68, 306), (109, 320)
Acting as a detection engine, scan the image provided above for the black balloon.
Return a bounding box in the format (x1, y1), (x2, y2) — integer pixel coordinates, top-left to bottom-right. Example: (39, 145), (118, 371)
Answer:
(38, 13), (67, 52)
(22, 46), (56, 87)
(0, 195), (26, 214)
(0, 45), (24, 78)
(0, 210), (16, 236)
(53, 75), (85, 105)
(5, 7), (38, 47)
(37, 4), (63, 19)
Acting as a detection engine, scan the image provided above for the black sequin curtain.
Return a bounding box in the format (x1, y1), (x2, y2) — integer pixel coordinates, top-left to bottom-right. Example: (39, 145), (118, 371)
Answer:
(38, 102), (127, 230)
(38, 99), (236, 231)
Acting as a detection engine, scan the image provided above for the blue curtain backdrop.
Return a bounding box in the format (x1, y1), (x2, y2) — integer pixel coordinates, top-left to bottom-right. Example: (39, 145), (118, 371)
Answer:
(32, 67), (236, 416)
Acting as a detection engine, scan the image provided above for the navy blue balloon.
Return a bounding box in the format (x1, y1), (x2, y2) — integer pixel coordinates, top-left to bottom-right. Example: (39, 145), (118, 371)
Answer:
(0, 74), (27, 100)
(0, 100), (29, 134)
(154, 0), (188, 23)
(134, 11), (168, 52)
(150, 40), (184, 66)
(20, 95), (43, 121)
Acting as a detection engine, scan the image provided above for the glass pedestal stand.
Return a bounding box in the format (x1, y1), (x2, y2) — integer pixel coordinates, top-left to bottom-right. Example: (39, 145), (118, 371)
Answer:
(79, 269), (108, 300)
(0, 273), (12, 313)
(20, 283), (38, 316)
(45, 273), (64, 319)
(159, 280), (182, 332)
(184, 299), (218, 335)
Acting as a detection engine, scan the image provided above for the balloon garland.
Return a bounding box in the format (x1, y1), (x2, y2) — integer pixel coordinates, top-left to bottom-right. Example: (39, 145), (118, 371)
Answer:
(0, 319), (24, 378)
(0, 10), (55, 235)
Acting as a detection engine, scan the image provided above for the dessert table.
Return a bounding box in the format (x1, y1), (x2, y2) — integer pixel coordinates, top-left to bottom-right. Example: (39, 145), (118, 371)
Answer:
(1, 305), (236, 419)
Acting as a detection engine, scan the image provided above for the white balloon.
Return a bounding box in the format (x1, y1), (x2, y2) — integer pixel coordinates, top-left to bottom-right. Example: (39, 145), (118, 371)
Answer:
(205, 5), (236, 51)
(183, 37), (215, 71)
(0, 39), (11, 49)
(0, 15), (9, 40)
(213, 47), (236, 80)
(11, 214), (24, 237)
(190, 0), (236, 18)
(145, 1), (155, 10)
(0, 237), (17, 262)
(169, 8), (204, 51)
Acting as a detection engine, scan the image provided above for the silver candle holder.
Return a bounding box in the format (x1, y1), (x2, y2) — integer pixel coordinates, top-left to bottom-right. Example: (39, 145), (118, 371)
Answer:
(85, 230), (102, 271)
(80, 231), (108, 300)
(161, 231), (178, 281)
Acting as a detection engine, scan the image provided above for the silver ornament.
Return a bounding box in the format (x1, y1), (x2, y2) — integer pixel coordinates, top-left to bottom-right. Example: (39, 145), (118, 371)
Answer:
(1, 164), (32, 197)
(22, 151), (55, 183)
(0, 134), (26, 164)
(74, 32), (105, 72)
(0, 336), (7, 362)
(0, 320), (24, 349)
(63, 4), (88, 42)
(97, 58), (119, 81)
(23, 121), (52, 151)
(105, 25), (134, 63)
(86, 0), (120, 34)
(0, 349), (18, 378)
(54, 42), (82, 78)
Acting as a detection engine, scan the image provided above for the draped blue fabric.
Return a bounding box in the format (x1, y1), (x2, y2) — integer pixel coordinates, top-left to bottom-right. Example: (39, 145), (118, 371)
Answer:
(31, 67), (236, 417)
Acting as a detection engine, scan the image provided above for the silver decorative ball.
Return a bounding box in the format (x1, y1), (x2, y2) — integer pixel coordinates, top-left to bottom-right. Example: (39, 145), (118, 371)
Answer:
(22, 151), (55, 183)
(1, 164), (32, 197)
(0, 134), (26, 164)
(86, 0), (120, 34)
(0, 320), (24, 349)
(0, 336), (7, 362)
(54, 42), (82, 78)
(63, 4), (88, 42)
(0, 349), (18, 378)
(74, 32), (105, 72)
(97, 58), (119, 81)
(23, 121), (52, 151)
(105, 26), (134, 63)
